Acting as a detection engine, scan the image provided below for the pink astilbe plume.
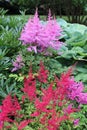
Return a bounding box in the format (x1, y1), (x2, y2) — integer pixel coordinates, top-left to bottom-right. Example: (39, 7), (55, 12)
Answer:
(19, 9), (63, 54)
(58, 65), (87, 104)
(19, 8), (44, 52)
(20, 8), (41, 44)
(44, 11), (63, 50)
(48, 9), (53, 21)
(73, 119), (79, 126)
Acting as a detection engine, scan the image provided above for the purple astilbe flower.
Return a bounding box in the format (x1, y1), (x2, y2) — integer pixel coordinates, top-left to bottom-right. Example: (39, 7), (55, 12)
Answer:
(73, 119), (79, 126)
(19, 9), (63, 54)
(67, 79), (84, 100)
(77, 93), (87, 104)
(11, 54), (24, 72)
(66, 78), (87, 104)
(59, 67), (87, 104)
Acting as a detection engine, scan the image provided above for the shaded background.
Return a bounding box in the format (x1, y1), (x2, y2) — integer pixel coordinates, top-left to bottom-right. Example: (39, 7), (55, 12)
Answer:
(0, 0), (87, 24)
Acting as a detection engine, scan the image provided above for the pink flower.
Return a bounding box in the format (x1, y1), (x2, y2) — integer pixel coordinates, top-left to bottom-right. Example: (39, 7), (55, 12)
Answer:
(77, 93), (87, 104)
(19, 8), (44, 46)
(44, 14), (62, 50)
(74, 119), (79, 126)
(27, 46), (37, 53)
(19, 9), (63, 54)
(11, 54), (24, 72)
(57, 65), (87, 104)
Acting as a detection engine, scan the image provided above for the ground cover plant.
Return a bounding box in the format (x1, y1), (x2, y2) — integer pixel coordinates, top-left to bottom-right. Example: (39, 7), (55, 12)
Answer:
(0, 9), (87, 129)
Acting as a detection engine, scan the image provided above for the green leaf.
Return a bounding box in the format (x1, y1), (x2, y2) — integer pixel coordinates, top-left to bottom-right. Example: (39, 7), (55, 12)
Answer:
(75, 73), (87, 82)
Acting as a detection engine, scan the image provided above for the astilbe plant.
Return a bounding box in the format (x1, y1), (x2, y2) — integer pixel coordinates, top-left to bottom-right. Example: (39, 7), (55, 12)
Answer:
(0, 95), (21, 129)
(0, 62), (87, 130)
(19, 9), (63, 54)
(11, 54), (24, 72)
(58, 66), (87, 104)
(0, 95), (31, 130)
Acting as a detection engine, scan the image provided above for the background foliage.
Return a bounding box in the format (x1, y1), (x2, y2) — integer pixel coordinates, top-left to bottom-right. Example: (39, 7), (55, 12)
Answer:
(0, 0), (87, 24)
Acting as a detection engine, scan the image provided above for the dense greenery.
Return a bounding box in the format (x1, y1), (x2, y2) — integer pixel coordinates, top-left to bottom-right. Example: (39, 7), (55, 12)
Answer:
(0, 12), (87, 129)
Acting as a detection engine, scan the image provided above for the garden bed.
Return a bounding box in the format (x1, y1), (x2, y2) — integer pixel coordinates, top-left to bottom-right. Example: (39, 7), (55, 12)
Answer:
(0, 10), (87, 130)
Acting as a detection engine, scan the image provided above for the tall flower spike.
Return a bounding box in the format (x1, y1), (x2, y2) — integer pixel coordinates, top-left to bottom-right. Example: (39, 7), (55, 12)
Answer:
(37, 61), (48, 83)
(19, 8), (43, 44)
(33, 8), (39, 22)
(48, 9), (53, 21)
(44, 13), (63, 51)
(23, 65), (36, 101)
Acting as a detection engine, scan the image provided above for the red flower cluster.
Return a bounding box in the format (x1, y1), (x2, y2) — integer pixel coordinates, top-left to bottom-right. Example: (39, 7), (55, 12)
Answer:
(22, 66), (36, 101)
(30, 81), (77, 130)
(22, 62), (48, 101)
(22, 62), (78, 130)
(1, 62), (86, 130)
(37, 61), (48, 83)
(0, 95), (21, 129)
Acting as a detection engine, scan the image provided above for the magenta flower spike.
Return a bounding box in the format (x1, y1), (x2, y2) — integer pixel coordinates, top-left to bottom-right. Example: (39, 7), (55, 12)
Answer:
(19, 8), (46, 53)
(20, 8), (43, 44)
(44, 13), (63, 50)
(33, 8), (39, 23)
